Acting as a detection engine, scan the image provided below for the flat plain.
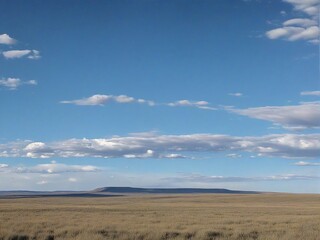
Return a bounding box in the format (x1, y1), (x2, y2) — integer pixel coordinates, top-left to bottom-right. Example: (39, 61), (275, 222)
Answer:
(0, 193), (319, 240)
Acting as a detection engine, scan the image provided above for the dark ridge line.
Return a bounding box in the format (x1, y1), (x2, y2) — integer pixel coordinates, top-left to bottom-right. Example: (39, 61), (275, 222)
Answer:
(93, 187), (259, 194)
(0, 187), (259, 198)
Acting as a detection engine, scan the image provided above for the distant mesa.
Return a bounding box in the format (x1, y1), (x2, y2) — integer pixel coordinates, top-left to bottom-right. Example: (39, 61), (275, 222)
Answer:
(92, 187), (258, 194)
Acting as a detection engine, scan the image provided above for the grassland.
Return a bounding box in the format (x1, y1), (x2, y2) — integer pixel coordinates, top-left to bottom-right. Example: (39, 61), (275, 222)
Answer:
(0, 193), (319, 240)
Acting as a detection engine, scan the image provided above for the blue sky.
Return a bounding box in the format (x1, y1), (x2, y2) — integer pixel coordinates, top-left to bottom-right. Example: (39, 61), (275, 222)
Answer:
(0, 0), (319, 193)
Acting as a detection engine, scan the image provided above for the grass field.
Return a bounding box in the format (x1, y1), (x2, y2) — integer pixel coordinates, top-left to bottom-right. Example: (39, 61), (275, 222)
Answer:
(0, 193), (319, 240)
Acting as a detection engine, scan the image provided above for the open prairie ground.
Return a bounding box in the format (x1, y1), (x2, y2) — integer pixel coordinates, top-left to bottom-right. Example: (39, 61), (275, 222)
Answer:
(0, 193), (319, 240)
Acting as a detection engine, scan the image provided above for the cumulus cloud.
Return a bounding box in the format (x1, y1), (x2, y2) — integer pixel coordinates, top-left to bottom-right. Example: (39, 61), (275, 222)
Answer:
(294, 161), (320, 166)
(0, 34), (16, 45)
(168, 100), (216, 110)
(163, 172), (320, 183)
(2, 49), (41, 59)
(0, 78), (37, 90)
(0, 133), (319, 159)
(61, 94), (155, 106)
(228, 102), (320, 130)
(266, 0), (319, 43)
(301, 91), (320, 96)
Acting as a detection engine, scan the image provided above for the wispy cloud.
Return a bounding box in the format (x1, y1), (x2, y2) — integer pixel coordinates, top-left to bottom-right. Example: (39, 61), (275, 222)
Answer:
(0, 133), (319, 159)
(226, 153), (242, 158)
(227, 102), (320, 130)
(0, 164), (9, 168)
(0, 33), (16, 45)
(294, 161), (320, 166)
(61, 94), (217, 110)
(2, 49), (41, 59)
(163, 173), (320, 183)
(0, 78), (37, 90)
(0, 161), (101, 174)
(266, 0), (319, 44)
(168, 100), (216, 110)
(16, 161), (100, 174)
(301, 91), (320, 96)
(61, 94), (155, 106)
(228, 93), (243, 97)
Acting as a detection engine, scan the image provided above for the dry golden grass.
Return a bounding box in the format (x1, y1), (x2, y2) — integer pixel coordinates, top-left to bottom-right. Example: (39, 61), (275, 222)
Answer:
(0, 193), (319, 240)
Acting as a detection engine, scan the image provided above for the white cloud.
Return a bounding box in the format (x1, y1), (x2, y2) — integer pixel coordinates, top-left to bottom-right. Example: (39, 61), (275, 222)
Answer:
(0, 164), (8, 168)
(294, 161), (320, 166)
(61, 95), (216, 110)
(228, 93), (243, 97)
(301, 91), (320, 96)
(3, 50), (30, 59)
(0, 133), (319, 159)
(161, 153), (188, 159)
(228, 102), (320, 130)
(168, 100), (216, 110)
(266, 0), (319, 43)
(27, 50), (41, 59)
(283, 18), (317, 27)
(0, 78), (37, 90)
(61, 94), (112, 106)
(266, 26), (319, 42)
(284, 0), (320, 16)
(37, 180), (48, 185)
(226, 153), (242, 158)
(2, 49), (41, 59)
(0, 34), (16, 45)
(68, 177), (78, 182)
(61, 94), (155, 106)
(113, 95), (135, 103)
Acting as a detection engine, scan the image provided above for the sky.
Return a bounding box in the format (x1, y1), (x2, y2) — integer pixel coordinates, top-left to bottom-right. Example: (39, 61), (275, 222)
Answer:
(0, 0), (319, 193)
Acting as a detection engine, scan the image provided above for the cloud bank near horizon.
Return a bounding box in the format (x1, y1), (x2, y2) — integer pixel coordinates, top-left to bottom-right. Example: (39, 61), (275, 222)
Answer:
(1, 133), (319, 159)
(0, 161), (318, 190)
